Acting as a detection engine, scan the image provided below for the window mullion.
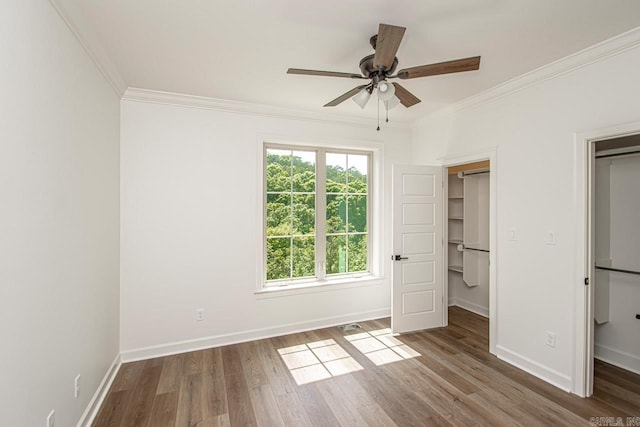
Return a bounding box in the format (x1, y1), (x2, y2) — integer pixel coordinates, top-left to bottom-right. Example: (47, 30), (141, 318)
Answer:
(367, 153), (372, 273)
(345, 155), (350, 273)
(316, 149), (327, 280)
(289, 152), (294, 280)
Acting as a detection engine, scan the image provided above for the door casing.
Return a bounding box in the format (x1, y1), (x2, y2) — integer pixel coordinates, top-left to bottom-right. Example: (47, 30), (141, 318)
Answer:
(443, 150), (497, 355)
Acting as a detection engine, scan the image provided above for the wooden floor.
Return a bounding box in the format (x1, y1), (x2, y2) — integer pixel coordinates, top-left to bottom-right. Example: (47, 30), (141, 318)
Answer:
(94, 307), (640, 426)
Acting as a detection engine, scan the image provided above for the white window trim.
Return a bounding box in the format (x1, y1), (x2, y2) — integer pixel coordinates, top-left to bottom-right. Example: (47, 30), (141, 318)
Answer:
(254, 275), (386, 299)
(255, 136), (385, 296)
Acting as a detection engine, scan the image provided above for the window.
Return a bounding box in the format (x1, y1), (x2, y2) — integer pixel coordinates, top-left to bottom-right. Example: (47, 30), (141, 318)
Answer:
(264, 145), (371, 286)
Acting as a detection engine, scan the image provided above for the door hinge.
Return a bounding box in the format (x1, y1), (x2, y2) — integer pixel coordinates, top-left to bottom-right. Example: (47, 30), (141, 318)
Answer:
(584, 277), (589, 286)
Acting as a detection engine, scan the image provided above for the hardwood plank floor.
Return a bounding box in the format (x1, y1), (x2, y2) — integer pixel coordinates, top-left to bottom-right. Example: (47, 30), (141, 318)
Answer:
(94, 307), (640, 426)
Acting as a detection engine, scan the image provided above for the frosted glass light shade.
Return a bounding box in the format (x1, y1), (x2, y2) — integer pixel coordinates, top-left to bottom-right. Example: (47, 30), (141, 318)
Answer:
(384, 95), (400, 110)
(352, 88), (371, 109)
(377, 80), (395, 101)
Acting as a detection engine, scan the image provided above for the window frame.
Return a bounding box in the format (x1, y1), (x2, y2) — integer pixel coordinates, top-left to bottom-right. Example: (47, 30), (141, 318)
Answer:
(262, 142), (374, 289)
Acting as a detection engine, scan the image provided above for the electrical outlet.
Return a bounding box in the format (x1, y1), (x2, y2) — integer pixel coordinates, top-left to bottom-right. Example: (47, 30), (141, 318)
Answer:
(196, 309), (205, 321)
(47, 410), (55, 427)
(545, 331), (556, 348)
(74, 374), (81, 398)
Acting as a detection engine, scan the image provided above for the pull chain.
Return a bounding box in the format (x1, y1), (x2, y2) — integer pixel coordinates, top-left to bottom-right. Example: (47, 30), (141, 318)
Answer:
(385, 101), (389, 123)
(377, 97), (380, 131)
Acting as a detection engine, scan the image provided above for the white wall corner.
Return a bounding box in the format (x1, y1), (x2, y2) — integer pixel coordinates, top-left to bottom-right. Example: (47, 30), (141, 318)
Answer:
(48, 0), (127, 96)
(496, 345), (573, 393)
(412, 26), (640, 127)
(76, 353), (122, 427)
(120, 308), (390, 362)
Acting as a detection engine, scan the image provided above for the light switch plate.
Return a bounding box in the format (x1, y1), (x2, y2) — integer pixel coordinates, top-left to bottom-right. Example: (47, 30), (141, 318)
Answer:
(546, 231), (556, 245)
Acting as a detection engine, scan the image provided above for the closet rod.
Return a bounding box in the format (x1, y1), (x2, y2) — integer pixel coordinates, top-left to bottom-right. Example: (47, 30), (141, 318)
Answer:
(595, 266), (640, 276)
(595, 149), (640, 159)
(463, 246), (490, 253)
(459, 170), (489, 177)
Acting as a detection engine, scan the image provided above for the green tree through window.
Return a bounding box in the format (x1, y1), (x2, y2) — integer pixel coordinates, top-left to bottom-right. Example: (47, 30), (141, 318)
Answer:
(325, 153), (368, 275)
(265, 147), (369, 283)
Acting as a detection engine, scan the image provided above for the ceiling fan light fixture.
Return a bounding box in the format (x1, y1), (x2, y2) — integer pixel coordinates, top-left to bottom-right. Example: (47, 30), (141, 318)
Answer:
(352, 88), (371, 109)
(384, 95), (400, 110)
(377, 80), (395, 101)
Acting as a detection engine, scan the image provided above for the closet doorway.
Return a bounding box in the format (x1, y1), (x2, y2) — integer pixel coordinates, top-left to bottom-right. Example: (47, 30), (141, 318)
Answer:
(583, 133), (640, 396)
(444, 153), (497, 354)
(575, 122), (640, 397)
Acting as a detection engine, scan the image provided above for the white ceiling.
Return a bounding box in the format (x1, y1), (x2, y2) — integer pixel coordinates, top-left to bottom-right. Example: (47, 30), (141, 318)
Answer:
(58, 0), (640, 122)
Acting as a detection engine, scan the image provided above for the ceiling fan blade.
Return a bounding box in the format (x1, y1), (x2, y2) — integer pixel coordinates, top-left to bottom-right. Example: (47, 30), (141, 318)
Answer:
(397, 56), (481, 79)
(324, 85), (369, 107)
(392, 83), (421, 107)
(373, 24), (406, 71)
(287, 68), (366, 79)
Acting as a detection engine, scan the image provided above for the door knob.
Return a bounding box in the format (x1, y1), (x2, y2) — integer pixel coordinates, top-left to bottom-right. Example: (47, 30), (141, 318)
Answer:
(393, 255), (408, 261)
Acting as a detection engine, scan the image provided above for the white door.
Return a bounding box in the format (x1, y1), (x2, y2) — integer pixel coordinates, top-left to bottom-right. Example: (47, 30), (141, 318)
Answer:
(391, 165), (444, 334)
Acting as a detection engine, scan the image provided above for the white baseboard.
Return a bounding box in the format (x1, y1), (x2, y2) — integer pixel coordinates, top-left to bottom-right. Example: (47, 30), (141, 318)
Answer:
(448, 298), (489, 318)
(495, 345), (572, 392)
(595, 344), (640, 375)
(121, 308), (391, 362)
(77, 353), (122, 427)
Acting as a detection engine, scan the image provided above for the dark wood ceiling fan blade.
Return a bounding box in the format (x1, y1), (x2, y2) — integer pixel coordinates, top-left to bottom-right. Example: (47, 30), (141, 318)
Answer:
(397, 56), (481, 79)
(392, 83), (421, 107)
(373, 24), (406, 71)
(287, 68), (366, 79)
(324, 85), (369, 107)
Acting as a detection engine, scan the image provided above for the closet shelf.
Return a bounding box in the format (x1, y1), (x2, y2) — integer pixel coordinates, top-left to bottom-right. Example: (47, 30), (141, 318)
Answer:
(448, 239), (463, 244)
(448, 265), (463, 273)
(448, 196), (464, 200)
(448, 217), (464, 220)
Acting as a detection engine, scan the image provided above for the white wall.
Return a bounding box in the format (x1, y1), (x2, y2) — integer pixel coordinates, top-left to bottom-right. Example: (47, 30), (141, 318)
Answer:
(412, 41), (640, 390)
(595, 154), (640, 373)
(120, 97), (412, 358)
(0, 2), (120, 426)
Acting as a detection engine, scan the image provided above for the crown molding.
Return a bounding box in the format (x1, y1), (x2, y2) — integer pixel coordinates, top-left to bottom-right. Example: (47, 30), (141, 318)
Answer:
(49, 0), (126, 97)
(414, 25), (640, 126)
(123, 87), (411, 130)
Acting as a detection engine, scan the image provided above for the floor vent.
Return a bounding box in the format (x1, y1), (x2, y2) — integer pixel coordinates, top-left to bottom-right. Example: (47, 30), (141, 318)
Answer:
(339, 323), (362, 332)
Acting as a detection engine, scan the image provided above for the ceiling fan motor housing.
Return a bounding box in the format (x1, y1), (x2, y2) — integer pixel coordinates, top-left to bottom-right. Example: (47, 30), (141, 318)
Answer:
(359, 54), (398, 79)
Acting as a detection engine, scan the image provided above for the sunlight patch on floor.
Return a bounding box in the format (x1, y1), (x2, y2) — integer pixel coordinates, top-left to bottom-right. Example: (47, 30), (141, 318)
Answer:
(277, 338), (363, 385)
(345, 328), (420, 366)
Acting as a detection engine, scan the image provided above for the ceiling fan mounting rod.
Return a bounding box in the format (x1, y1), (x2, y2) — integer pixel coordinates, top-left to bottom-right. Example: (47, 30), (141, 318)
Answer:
(372, 73), (384, 85)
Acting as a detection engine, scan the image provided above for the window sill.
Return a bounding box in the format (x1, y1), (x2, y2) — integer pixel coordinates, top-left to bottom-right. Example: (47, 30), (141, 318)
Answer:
(255, 275), (385, 299)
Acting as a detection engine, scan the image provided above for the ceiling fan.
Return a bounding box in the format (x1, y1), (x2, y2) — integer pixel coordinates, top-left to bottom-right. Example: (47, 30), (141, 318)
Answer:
(287, 23), (481, 128)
